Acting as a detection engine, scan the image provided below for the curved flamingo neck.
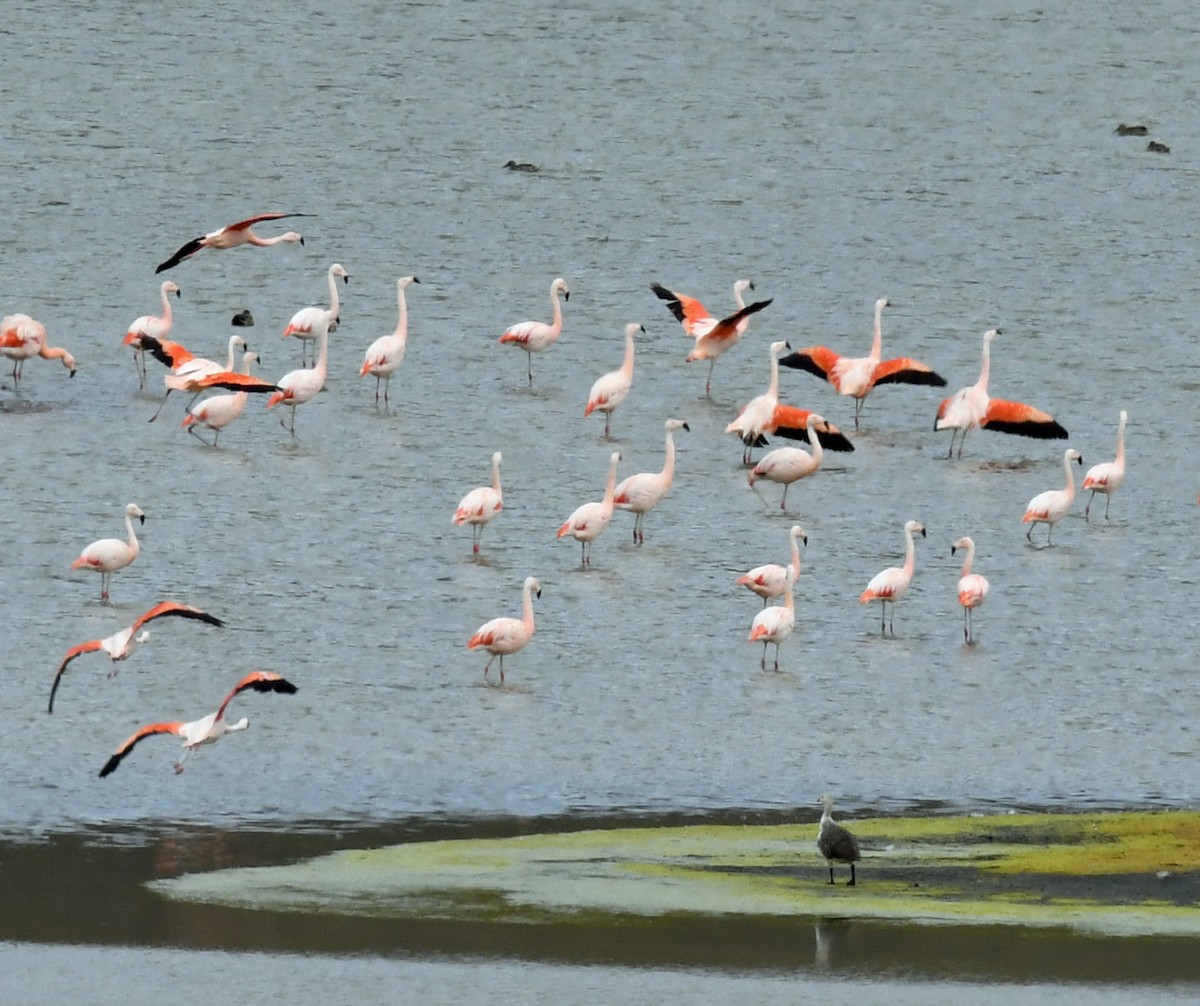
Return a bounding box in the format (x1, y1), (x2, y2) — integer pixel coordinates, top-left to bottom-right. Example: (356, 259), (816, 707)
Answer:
(902, 527), (917, 577)
(959, 543), (975, 577)
(805, 416), (824, 467)
(1062, 452), (1078, 496)
(549, 285), (565, 335)
(977, 334), (993, 393)
(789, 534), (803, 578)
(124, 513), (141, 556)
(734, 281), (749, 309)
(521, 584), (537, 634)
(869, 301), (885, 360)
(224, 336), (241, 371)
(396, 282), (409, 339)
(160, 284), (175, 324)
(620, 329), (636, 378)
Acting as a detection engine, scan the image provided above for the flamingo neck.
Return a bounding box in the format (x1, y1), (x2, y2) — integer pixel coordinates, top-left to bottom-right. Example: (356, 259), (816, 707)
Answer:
(620, 329), (636, 378)
(491, 457), (502, 495)
(549, 285), (564, 335)
(789, 535), (803, 579)
(734, 282), (748, 310)
(125, 514), (141, 555)
(224, 336), (240, 371)
(1062, 453), (1077, 496)
(313, 326), (330, 379)
(902, 528), (917, 576)
(327, 268), (342, 323)
(806, 417), (824, 467)
(869, 302), (884, 360)
(661, 430), (676, 483)
(767, 351), (781, 400)
(395, 285), (409, 340)
(160, 285), (175, 324)
(522, 585), (537, 635)
(959, 544), (975, 577)
(1115, 417), (1126, 465)
(602, 457), (619, 507)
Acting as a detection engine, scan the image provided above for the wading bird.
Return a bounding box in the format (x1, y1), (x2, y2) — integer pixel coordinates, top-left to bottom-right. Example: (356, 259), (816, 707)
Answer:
(453, 451), (504, 554)
(817, 794), (862, 885)
(747, 414), (827, 511)
(498, 277), (569, 385)
(1082, 410), (1127, 519)
(1, 314), (76, 389)
(122, 280), (180, 388)
(70, 503), (145, 602)
(737, 524), (807, 606)
(950, 536), (989, 644)
(466, 576), (541, 684)
(283, 262), (349, 367)
(557, 451), (621, 566)
(181, 350), (264, 446)
(1022, 448), (1083, 546)
(361, 275), (419, 405)
(748, 564), (796, 671)
(585, 323), (641, 437)
(860, 519), (925, 635)
(613, 418), (689, 543)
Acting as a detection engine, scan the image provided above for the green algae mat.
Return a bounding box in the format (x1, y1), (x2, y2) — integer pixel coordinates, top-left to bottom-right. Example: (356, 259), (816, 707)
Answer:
(152, 809), (1200, 937)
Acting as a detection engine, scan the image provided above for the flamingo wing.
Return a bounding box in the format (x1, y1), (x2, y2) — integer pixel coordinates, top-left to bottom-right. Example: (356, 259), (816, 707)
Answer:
(779, 346), (842, 382)
(767, 405), (855, 452)
(650, 284), (713, 336)
(870, 357), (947, 388)
(981, 398), (1068, 439)
(137, 334), (196, 370)
(48, 639), (105, 714)
(215, 670), (298, 721)
(133, 601), (225, 632)
(697, 298), (774, 347)
(156, 237), (206, 274)
(194, 371), (279, 393)
(99, 722), (186, 776)
(223, 212), (305, 233)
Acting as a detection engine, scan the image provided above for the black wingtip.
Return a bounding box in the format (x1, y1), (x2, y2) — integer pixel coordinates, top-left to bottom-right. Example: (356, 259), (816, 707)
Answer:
(99, 756), (120, 778)
(777, 352), (828, 380)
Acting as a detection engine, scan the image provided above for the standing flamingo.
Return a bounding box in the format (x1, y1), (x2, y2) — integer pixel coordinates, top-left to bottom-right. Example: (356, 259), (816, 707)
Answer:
(155, 212), (308, 273)
(453, 451), (504, 554)
(860, 519), (926, 635)
(0, 314), (76, 389)
(268, 315), (333, 437)
(950, 536), (989, 644)
(584, 323), (641, 437)
(748, 564), (796, 671)
(613, 418), (689, 543)
(181, 350), (262, 446)
(466, 576), (541, 684)
(70, 503), (146, 601)
(98, 670), (298, 777)
(935, 329), (1068, 458)
(781, 298), (946, 428)
(737, 524), (807, 606)
(48, 601), (225, 714)
(725, 340), (791, 464)
(1022, 448), (1083, 546)
(283, 263), (350, 367)
(1082, 410), (1127, 519)
(556, 451), (621, 566)
(817, 794), (862, 885)
(650, 279), (773, 394)
(361, 275), (420, 405)
(498, 277), (569, 385)
(747, 413), (826, 511)
(122, 280), (180, 388)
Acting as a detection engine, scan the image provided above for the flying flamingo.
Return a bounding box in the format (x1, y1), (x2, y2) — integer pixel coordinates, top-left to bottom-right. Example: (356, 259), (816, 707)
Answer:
(817, 794), (862, 886)
(760, 403), (855, 453)
(466, 576), (541, 684)
(613, 418), (689, 543)
(0, 314), (76, 389)
(556, 451), (621, 566)
(650, 279), (773, 395)
(780, 298), (946, 428)
(747, 413), (827, 511)
(950, 536), (989, 644)
(934, 329), (1068, 458)
(122, 280), (180, 388)
(98, 670), (298, 777)
(283, 263), (350, 367)
(1082, 410), (1127, 519)
(1022, 448), (1083, 546)
(737, 524), (807, 606)
(584, 322), (641, 437)
(725, 340), (791, 464)
(155, 212), (308, 273)
(181, 350), (263, 446)
(360, 275), (420, 405)
(268, 311), (334, 436)
(748, 564), (796, 671)
(498, 277), (570, 385)
(48, 601), (225, 714)
(70, 502), (146, 602)
(860, 519), (926, 635)
(453, 451), (504, 554)
(146, 334), (275, 422)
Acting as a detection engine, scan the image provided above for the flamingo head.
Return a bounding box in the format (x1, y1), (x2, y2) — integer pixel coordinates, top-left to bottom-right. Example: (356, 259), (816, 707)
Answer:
(770, 339), (791, 357)
(228, 717), (250, 734)
(330, 263), (350, 284)
(552, 277), (570, 301)
(126, 503), (146, 525)
(163, 281), (181, 298)
(904, 520), (926, 539)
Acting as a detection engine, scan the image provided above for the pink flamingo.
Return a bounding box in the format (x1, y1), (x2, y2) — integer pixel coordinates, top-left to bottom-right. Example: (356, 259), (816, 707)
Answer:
(283, 263), (350, 367)
(181, 350), (262, 446)
(760, 403), (855, 454)
(748, 564), (796, 671)
(360, 275), (420, 405)
(146, 334), (271, 421)
(453, 451), (504, 554)
(747, 413), (826, 511)
(1082, 410), (1127, 519)
(556, 451), (621, 566)
(584, 323), (641, 437)
(268, 313), (334, 436)
(466, 576), (541, 684)
(737, 524), (807, 606)
(499, 277), (569, 385)
(122, 280), (180, 388)
(935, 329), (1067, 458)
(950, 536), (989, 644)
(48, 601), (224, 714)
(781, 298), (946, 428)
(70, 502), (145, 601)
(613, 418), (689, 543)
(98, 670), (298, 777)
(725, 340), (791, 464)
(1022, 448), (1083, 546)
(155, 212), (307, 273)
(860, 519), (926, 635)
(0, 314), (76, 389)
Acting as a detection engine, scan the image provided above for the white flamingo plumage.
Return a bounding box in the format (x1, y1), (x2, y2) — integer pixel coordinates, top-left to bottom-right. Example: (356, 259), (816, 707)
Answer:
(1022, 448), (1083, 546)
(268, 316), (333, 437)
(556, 451), (621, 566)
(360, 275), (420, 405)
(585, 323), (641, 437)
(737, 524), (807, 606)
(122, 280), (180, 388)
(748, 564), (796, 671)
(951, 536), (989, 644)
(282, 263), (350, 367)
(498, 277), (569, 385)
(453, 451), (504, 554)
(613, 418), (689, 543)
(860, 519), (926, 635)
(1082, 410), (1127, 519)
(747, 413), (827, 511)
(725, 340), (791, 464)
(70, 503), (145, 602)
(155, 212), (307, 273)
(466, 576), (541, 684)
(0, 314), (76, 389)
(181, 350), (262, 446)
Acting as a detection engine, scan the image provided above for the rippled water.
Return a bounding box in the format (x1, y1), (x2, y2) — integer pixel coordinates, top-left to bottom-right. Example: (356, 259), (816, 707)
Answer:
(2, 0), (1198, 993)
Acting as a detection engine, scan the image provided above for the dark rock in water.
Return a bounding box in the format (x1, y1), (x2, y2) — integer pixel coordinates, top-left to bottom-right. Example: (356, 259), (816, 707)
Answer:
(232, 309), (255, 327)
(1115, 123), (1148, 136)
(504, 159), (539, 173)
(1147, 140), (1170, 154)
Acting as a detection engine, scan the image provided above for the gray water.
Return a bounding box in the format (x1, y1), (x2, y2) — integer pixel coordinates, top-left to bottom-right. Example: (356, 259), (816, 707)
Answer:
(2, 0), (1198, 996)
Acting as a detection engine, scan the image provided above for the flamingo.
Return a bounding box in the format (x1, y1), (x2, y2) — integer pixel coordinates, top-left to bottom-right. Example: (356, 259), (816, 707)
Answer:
(146, 334), (273, 422)
(650, 279), (773, 394)
(737, 524), (807, 606)
(817, 794), (862, 886)
(498, 277), (569, 385)
(613, 418), (689, 543)
(934, 329), (1068, 458)
(268, 313), (334, 436)
(780, 298), (946, 428)
(1082, 410), (1127, 519)
(725, 340), (791, 464)
(0, 314), (76, 389)
(181, 350), (262, 446)
(98, 670), (298, 777)
(361, 275), (420, 405)
(748, 564), (796, 671)
(747, 413), (826, 511)
(950, 536), (989, 644)
(155, 212), (308, 273)
(860, 519), (926, 635)
(760, 403), (855, 453)
(283, 263), (350, 367)
(584, 322), (641, 437)
(122, 280), (180, 388)
(48, 601), (224, 714)
(70, 503), (146, 601)
(1022, 448), (1083, 546)
(453, 451), (504, 554)
(556, 451), (621, 566)
(466, 576), (541, 684)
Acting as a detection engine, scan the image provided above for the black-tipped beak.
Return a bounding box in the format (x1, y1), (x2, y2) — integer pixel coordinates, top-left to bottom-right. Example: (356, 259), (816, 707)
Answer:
(138, 515), (145, 525)
(535, 589), (542, 599)
(564, 291), (570, 302)
(413, 276), (422, 284)
(69, 369), (77, 378)
(299, 236), (306, 246)
(682, 422), (690, 432)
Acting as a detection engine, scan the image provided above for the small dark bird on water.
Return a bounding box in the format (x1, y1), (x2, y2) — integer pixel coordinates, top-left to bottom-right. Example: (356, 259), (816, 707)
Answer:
(1147, 140), (1170, 154)
(817, 793), (861, 886)
(1115, 124), (1148, 136)
(231, 309), (255, 327)
(504, 159), (539, 172)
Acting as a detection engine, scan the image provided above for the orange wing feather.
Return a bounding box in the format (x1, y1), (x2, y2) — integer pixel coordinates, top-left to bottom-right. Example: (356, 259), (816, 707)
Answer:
(99, 722), (185, 777)
(869, 356), (946, 389)
(982, 398), (1067, 439)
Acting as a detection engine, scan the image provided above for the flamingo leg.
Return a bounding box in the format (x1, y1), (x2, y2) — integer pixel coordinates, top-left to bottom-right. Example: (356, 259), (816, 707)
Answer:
(147, 390), (173, 422)
(760, 642), (768, 670)
(526, 351), (533, 386)
(498, 656), (506, 684)
(133, 350), (146, 389)
(827, 866), (835, 885)
(705, 359), (716, 397)
(186, 423), (215, 447)
(853, 397), (863, 429)
(472, 525), (482, 554)
(1104, 495), (1111, 519)
(780, 485), (789, 511)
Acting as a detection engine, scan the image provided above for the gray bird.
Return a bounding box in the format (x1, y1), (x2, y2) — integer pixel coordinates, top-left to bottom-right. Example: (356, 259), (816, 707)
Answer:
(817, 794), (861, 886)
